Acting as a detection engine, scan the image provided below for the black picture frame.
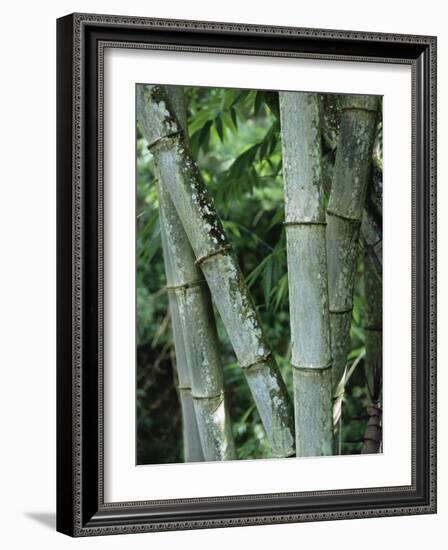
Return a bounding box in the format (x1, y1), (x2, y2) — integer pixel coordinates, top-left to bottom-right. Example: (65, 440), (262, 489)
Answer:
(57, 13), (437, 537)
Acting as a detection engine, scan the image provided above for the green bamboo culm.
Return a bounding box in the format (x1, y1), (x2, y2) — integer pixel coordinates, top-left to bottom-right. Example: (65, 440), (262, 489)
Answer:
(361, 248), (382, 454)
(326, 94), (379, 451)
(279, 92), (333, 456)
(154, 86), (236, 462)
(153, 87), (202, 463)
(361, 120), (383, 283)
(362, 208), (382, 282)
(137, 84), (295, 458)
(167, 281), (204, 462)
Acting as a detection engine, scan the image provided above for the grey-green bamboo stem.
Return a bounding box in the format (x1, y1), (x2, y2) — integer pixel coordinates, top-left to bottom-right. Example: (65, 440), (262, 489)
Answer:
(361, 210), (382, 282)
(326, 95), (379, 429)
(362, 117), (383, 283)
(279, 91), (333, 456)
(155, 86), (235, 462)
(158, 86), (204, 462)
(361, 251), (382, 453)
(160, 184), (235, 461)
(168, 293), (204, 462)
(137, 84), (295, 458)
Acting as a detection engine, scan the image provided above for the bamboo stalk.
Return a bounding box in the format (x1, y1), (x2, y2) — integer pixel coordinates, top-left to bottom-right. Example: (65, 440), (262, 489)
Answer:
(158, 87), (204, 462)
(137, 84), (295, 458)
(160, 183), (235, 461)
(326, 95), (379, 438)
(361, 251), (382, 453)
(361, 210), (382, 281)
(362, 118), (383, 283)
(168, 292), (204, 462)
(279, 91), (333, 456)
(321, 97), (382, 286)
(155, 86), (235, 462)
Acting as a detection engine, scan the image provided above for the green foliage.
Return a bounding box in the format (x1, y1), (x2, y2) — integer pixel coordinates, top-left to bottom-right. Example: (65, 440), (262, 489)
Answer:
(136, 86), (378, 464)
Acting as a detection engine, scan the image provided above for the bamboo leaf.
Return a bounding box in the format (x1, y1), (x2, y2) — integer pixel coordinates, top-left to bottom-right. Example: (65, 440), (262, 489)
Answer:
(223, 89), (235, 107)
(215, 116), (224, 142)
(188, 109), (214, 135)
(232, 89), (252, 106)
(230, 105), (238, 129)
(198, 119), (213, 152)
(268, 208), (284, 229)
(264, 91), (280, 118)
(245, 254), (271, 289)
(222, 111), (237, 134)
(254, 91), (264, 115)
(272, 273), (288, 311)
(262, 256), (273, 306)
(139, 218), (161, 264)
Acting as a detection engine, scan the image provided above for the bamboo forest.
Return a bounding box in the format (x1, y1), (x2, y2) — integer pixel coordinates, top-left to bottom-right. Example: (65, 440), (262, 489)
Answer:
(136, 84), (382, 464)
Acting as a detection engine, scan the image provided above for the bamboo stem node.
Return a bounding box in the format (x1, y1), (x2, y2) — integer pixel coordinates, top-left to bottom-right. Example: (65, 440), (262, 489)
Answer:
(147, 131), (181, 152)
(326, 209), (362, 225)
(192, 391), (225, 401)
(283, 220), (327, 227)
(165, 279), (205, 292)
(194, 246), (231, 266)
(339, 106), (379, 114)
(291, 362), (332, 372)
(329, 308), (353, 315)
(243, 352), (273, 371)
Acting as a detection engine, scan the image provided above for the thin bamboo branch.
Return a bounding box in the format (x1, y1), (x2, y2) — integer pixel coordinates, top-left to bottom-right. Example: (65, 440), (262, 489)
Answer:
(279, 91), (333, 456)
(137, 84), (295, 458)
(326, 95), (379, 440)
(155, 86), (235, 462)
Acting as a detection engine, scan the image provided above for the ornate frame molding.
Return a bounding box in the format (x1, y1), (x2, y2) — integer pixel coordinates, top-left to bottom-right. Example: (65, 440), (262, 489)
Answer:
(57, 13), (437, 536)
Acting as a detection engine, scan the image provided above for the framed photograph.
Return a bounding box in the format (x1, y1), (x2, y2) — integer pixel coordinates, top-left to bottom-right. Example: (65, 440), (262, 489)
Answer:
(56, 13), (437, 536)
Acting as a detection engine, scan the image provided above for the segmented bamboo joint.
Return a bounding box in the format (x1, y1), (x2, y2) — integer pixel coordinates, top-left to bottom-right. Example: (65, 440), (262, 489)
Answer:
(283, 220), (327, 226)
(165, 279), (205, 292)
(339, 106), (379, 114)
(147, 131), (181, 152)
(326, 209), (363, 224)
(291, 361), (332, 372)
(191, 391), (225, 401)
(194, 246), (231, 266)
(329, 307), (353, 314)
(242, 352), (273, 371)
